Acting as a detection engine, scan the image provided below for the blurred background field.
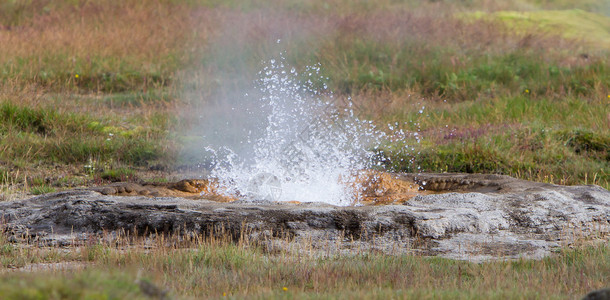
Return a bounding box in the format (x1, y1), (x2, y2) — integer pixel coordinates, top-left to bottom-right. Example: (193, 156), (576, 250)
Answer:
(0, 0), (607, 196)
(0, 1), (609, 299)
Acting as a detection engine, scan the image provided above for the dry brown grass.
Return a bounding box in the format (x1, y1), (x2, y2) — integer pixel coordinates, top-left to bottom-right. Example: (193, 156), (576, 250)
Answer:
(0, 0), (207, 94)
(0, 0), (193, 62)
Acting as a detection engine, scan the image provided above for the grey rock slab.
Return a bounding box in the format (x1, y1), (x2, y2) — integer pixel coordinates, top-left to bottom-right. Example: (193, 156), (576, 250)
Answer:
(1, 173), (609, 261)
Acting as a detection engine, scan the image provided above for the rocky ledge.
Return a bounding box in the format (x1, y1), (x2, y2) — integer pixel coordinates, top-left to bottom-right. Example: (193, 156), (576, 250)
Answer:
(1, 173), (609, 261)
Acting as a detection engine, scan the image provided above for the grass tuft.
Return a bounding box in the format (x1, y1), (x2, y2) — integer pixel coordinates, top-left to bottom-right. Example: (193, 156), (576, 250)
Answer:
(99, 168), (137, 182)
(0, 102), (54, 135)
(560, 130), (610, 160)
(29, 185), (56, 195)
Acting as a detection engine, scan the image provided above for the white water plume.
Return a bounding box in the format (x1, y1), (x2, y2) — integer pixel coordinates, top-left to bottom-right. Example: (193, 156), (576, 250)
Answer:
(205, 56), (391, 206)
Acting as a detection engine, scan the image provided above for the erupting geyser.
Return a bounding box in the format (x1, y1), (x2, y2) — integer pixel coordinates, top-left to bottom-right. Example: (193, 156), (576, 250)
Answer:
(205, 55), (409, 206)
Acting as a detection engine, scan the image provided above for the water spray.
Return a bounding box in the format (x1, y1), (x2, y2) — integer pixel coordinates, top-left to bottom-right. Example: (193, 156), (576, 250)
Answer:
(203, 54), (418, 205)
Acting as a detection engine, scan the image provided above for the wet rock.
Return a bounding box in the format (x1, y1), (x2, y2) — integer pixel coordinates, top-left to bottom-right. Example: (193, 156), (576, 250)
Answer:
(1, 173), (609, 261)
(582, 288), (610, 300)
(86, 179), (235, 202)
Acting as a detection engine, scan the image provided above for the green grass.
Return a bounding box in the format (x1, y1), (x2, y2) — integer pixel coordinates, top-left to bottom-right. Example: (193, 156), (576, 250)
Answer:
(310, 32), (609, 100)
(0, 101), (57, 135)
(99, 167), (137, 182)
(467, 9), (610, 49)
(0, 271), (146, 300)
(0, 233), (608, 299)
(0, 102), (171, 167)
(101, 90), (174, 107)
(188, 3), (610, 102)
(377, 96), (609, 188)
(529, 0), (610, 14)
(1, 54), (175, 93)
(29, 185), (56, 195)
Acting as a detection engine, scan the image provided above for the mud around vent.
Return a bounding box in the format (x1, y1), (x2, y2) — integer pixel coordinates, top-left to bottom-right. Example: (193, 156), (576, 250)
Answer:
(85, 172), (423, 205)
(2, 173), (609, 261)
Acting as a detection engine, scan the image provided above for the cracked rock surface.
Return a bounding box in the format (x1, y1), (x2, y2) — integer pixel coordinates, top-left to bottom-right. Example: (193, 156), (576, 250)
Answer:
(1, 173), (609, 261)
